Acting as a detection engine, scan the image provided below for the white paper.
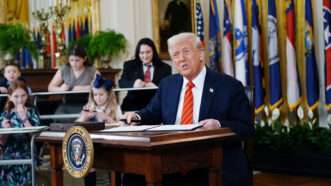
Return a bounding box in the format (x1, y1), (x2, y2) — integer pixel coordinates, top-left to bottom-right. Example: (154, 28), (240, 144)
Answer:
(100, 125), (160, 132)
(39, 131), (65, 137)
(147, 124), (203, 131)
(90, 134), (149, 142)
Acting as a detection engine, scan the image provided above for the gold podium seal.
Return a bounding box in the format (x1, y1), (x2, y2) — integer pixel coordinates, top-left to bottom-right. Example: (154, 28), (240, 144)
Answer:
(62, 126), (94, 178)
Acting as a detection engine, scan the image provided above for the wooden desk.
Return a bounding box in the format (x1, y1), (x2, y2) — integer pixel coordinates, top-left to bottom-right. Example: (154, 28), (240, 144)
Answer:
(38, 128), (236, 186)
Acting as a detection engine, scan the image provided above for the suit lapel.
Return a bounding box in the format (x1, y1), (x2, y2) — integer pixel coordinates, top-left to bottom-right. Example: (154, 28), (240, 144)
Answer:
(199, 69), (216, 120)
(169, 75), (183, 124)
(137, 62), (144, 80)
(152, 63), (159, 83)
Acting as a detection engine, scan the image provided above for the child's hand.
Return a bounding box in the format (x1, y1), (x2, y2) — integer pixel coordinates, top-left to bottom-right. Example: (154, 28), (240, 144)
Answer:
(80, 110), (95, 121)
(96, 112), (114, 123)
(0, 87), (8, 93)
(60, 83), (71, 91)
(1, 119), (11, 128)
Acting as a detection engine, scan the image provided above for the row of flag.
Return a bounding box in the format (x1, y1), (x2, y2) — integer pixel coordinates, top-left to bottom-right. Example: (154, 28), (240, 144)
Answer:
(196, 0), (331, 113)
(30, 16), (91, 69)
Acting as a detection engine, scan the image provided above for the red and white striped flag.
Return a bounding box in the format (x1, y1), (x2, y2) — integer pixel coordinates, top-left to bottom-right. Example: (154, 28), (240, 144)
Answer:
(222, 0), (234, 76)
(286, 0), (301, 110)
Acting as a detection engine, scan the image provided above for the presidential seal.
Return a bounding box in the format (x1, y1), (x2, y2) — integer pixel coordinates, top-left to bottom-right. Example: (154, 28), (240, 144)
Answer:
(62, 126), (94, 178)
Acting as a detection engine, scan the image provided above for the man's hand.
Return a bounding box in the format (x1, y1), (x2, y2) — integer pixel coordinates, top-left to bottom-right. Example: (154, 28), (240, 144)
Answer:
(199, 119), (221, 130)
(0, 87), (8, 93)
(133, 79), (145, 88)
(122, 112), (140, 125)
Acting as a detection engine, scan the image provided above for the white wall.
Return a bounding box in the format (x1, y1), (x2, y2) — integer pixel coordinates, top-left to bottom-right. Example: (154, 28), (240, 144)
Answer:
(100, 0), (153, 68)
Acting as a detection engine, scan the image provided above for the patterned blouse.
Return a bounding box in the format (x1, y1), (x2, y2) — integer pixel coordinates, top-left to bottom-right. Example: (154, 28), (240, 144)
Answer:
(0, 107), (40, 186)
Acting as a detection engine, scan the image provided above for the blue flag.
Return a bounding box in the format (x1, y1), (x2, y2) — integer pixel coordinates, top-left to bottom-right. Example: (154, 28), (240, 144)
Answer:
(208, 0), (221, 71)
(252, 0), (264, 114)
(305, 0), (319, 110)
(267, 0), (283, 110)
(22, 48), (32, 69)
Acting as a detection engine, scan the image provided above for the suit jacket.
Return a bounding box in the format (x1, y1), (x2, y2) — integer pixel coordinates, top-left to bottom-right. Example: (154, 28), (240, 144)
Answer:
(138, 68), (255, 186)
(119, 59), (172, 111)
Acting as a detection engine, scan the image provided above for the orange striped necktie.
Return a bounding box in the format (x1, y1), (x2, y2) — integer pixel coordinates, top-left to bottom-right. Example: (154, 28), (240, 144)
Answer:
(181, 81), (195, 124)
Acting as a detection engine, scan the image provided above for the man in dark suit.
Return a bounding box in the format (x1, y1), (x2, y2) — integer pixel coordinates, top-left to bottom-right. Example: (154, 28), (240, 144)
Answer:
(124, 33), (254, 186)
(119, 38), (172, 111)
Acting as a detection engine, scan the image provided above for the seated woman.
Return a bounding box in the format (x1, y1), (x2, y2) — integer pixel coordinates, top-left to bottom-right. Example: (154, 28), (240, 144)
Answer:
(0, 81), (40, 185)
(76, 74), (121, 186)
(48, 45), (99, 122)
(119, 38), (172, 111)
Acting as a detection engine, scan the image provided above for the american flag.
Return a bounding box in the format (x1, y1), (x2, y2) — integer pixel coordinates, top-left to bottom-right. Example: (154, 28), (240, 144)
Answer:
(196, 1), (204, 46)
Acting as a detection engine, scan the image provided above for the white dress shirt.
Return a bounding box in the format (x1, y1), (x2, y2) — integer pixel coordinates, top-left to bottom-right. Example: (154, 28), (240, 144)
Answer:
(175, 66), (206, 124)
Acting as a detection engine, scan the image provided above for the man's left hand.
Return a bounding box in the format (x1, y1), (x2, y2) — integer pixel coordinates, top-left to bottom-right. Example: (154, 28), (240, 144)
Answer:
(199, 119), (221, 130)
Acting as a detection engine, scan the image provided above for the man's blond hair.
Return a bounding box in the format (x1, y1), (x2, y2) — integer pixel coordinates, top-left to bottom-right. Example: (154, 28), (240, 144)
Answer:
(167, 32), (202, 55)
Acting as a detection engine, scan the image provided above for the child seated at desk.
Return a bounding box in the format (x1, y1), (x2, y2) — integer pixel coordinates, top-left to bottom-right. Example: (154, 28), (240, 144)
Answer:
(0, 81), (40, 186)
(48, 45), (99, 122)
(0, 63), (30, 111)
(76, 74), (122, 123)
(76, 74), (121, 186)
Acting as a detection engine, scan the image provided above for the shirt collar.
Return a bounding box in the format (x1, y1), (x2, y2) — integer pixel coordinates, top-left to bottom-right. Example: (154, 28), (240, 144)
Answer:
(182, 66), (206, 90)
(143, 63), (153, 67)
(96, 105), (106, 112)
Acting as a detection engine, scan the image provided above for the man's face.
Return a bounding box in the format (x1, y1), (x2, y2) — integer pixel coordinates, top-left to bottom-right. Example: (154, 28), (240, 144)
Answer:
(4, 66), (21, 83)
(170, 39), (204, 80)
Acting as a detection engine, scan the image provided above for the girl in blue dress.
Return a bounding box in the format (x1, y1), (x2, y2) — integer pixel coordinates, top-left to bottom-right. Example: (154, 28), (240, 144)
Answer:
(0, 81), (40, 186)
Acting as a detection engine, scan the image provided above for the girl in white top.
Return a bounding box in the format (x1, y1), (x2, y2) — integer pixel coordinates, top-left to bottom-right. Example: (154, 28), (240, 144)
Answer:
(76, 74), (122, 186)
(76, 74), (121, 123)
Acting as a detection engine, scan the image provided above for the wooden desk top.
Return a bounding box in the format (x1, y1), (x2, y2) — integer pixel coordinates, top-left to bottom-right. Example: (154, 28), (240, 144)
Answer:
(38, 128), (236, 150)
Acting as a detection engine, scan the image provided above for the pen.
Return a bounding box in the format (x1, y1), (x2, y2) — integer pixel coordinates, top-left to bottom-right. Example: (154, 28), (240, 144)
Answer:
(119, 119), (141, 124)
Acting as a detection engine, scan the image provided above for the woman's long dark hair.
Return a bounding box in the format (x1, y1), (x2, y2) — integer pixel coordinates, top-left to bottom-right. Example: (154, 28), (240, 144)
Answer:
(134, 38), (162, 64)
(67, 44), (92, 66)
(4, 80), (32, 112)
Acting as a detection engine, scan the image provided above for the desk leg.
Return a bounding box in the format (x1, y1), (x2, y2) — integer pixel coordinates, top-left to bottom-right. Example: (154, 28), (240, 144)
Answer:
(110, 171), (121, 186)
(50, 144), (63, 186)
(209, 147), (222, 186)
(145, 154), (162, 186)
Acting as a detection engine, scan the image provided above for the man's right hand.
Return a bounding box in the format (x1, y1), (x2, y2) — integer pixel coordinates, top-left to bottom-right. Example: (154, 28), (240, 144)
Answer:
(122, 112), (140, 125)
